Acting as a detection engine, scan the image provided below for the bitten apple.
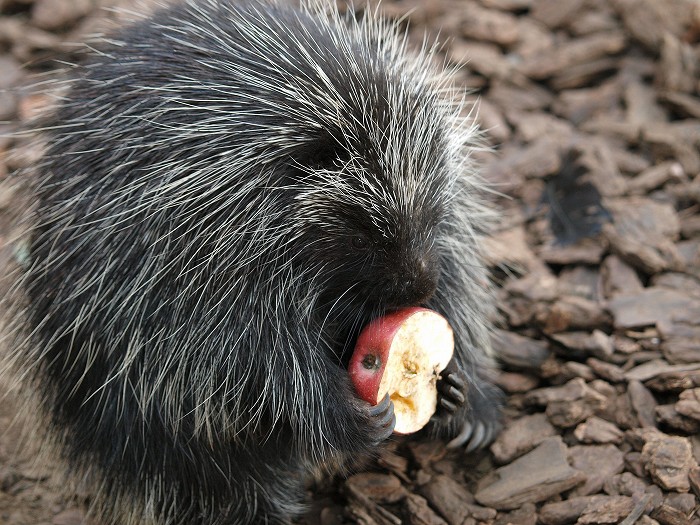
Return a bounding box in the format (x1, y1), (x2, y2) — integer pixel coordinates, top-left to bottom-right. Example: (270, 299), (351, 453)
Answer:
(348, 307), (455, 434)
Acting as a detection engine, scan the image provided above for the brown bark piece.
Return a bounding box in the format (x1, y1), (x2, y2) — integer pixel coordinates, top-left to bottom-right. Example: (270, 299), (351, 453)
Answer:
(518, 32), (626, 80)
(643, 123), (700, 176)
(576, 495), (634, 524)
(494, 503), (537, 525)
(657, 34), (698, 94)
(611, 148), (651, 174)
(345, 473), (406, 505)
(553, 82), (621, 126)
(551, 330), (614, 360)
(407, 441), (447, 470)
(574, 416), (624, 445)
(625, 81), (668, 126)
(628, 161), (686, 195)
(459, 3), (521, 46)
(530, 0), (585, 28)
(474, 437), (586, 509)
(377, 450), (410, 483)
(420, 475), (496, 525)
(551, 57), (619, 91)
(650, 504), (693, 525)
(603, 472), (647, 497)
(662, 92), (700, 119)
(662, 338), (700, 365)
(506, 110), (574, 144)
(568, 444), (625, 496)
(675, 388), (700, 421)
(484, 227), (541, 273)
(689, 467), (700, 499)
(608, 288), (695, 330)
(540, 295), (611, 334)
(646, 370), (700, 393)
(479, 0), (533, 10)
(628, 380), (658, 428)
(603, 197), (684, 275)
(488, 79), (554, 112)
(490, 412), (557, 463)
(655, 404), (700, 434)
(486, 136), (563, 181)
(31, 0), (93, 31)
(405, 494), (448, 525)
(491, 329), (551, 370)
(569, 10), (619, 37)
(449, 41), (514, 81)
(540, 495), (611, 525)
(527, 378), (608, 428)
(475, 98), (511, 144)
(587, 358), (625, 383)
(627, 361), (700, 383)
(345, 483), (402, 525)
(641, 435), (695, 492)
(612, 0), (687, 51)
(495, 371), (539, 394)
(539, 240), (606, 266)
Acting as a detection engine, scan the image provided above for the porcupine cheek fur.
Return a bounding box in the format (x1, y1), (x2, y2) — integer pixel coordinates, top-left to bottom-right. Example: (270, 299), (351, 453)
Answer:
(307, 213), (442, 336)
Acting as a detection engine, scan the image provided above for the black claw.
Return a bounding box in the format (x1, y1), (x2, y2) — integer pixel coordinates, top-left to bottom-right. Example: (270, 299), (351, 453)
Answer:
(377, 402), (395, 428)
(448, 386), (465, 405)
(366, 393), (396, 445)
(369, 393), (391, 416)
(371, 412), (396, 445)
(387, 413), (397, 435)
(446, 421), (473, 449)
(445, 372), (466, 391)
(465, 422), (486, 453)
(440, 397), (458, 414)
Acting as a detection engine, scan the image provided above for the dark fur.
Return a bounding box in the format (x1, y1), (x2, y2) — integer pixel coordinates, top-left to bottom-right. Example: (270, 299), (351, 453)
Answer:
(8, 0), (502, 523)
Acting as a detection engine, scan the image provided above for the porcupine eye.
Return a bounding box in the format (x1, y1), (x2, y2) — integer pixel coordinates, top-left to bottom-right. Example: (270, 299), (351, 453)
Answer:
(351, 235), (369, 250)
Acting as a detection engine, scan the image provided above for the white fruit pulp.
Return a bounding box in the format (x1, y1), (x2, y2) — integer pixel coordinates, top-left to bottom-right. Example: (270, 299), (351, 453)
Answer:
(376, 310), (454, 434)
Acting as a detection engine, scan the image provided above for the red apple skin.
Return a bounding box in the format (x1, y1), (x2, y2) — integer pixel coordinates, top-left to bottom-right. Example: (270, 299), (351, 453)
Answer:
(348, 306), (435, 405)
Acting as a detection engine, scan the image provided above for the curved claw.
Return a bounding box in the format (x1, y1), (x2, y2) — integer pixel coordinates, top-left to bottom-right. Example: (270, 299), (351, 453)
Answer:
(376, 399), (395, 428)
(446, 421), (473, 449)
(437, 370), (468, 416)
(440, 397), (458, 414)
(369, 393), (391, 416)
(465, 422), (486, 453)
(367, 394), (396, 445)
(444, 372), (466, 391)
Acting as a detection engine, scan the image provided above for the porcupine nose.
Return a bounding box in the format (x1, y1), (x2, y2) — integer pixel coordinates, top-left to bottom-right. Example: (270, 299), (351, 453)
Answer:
(398, 255), (438, 305)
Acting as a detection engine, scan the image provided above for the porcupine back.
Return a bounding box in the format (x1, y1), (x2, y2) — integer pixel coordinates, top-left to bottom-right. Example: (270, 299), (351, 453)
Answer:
(1, 0), (495, 523)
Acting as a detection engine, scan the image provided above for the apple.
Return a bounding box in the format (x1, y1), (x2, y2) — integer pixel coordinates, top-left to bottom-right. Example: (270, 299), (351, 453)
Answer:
(348, 307), (455, 435)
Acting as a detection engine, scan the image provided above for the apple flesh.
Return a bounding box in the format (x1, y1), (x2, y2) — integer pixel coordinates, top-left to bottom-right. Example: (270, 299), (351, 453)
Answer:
(348, 307), (455, 435)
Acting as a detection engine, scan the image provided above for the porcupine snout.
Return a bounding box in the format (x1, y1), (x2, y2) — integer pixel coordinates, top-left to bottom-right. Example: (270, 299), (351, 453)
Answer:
(390, 253), (439, 307)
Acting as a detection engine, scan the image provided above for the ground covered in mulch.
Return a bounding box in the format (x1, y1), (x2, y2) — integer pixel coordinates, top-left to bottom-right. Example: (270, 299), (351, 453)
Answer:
(1, 0), (699, 524)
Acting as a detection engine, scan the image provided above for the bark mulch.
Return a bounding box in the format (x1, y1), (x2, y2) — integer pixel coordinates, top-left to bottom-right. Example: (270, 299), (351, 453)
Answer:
(0, 0), (699, 524)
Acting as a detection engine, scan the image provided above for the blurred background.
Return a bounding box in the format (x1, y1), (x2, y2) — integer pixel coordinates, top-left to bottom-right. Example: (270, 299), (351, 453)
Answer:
(0, 0), (699, 524)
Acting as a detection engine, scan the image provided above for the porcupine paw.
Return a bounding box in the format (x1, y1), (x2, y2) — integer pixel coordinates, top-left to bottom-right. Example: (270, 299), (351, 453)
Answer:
(437, 369), (467, 415)
(446, 381), (505, 453)
(362, 393), (396, 446)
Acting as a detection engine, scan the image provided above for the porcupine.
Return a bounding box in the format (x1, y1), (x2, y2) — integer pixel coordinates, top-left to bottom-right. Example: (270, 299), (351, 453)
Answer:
(2, 0), (504, 523)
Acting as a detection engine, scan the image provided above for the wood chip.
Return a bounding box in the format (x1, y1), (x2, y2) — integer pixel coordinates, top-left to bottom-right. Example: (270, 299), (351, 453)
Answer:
(475, 437), (586, 510)
(490, 412), (557, 463)
(628, 380), (658, 428)
(405, 494), (449, 525)
(641, 435), (696, 492)
(577, 495), (634, 524)
(675, 388), (700, 421)
(574, 416), (624, 445)
(569, 444), (626, 497)
(518, 32), (626, 80)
